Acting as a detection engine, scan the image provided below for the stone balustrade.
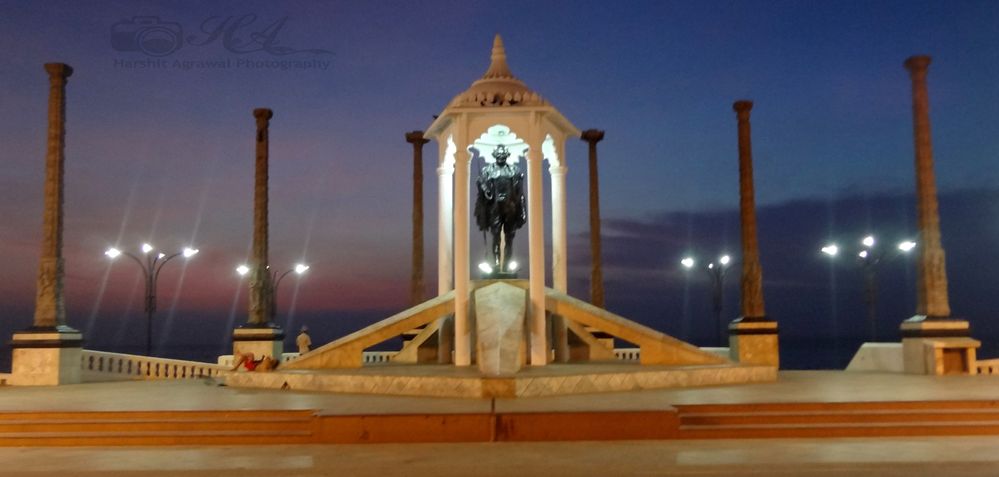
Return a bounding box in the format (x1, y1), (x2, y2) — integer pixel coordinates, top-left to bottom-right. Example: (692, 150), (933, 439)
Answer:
(73, 347), (680, 384)
(216, 351), (398, 367)
(614, 348), (640, 361)
(81, 350), (226, 381)
(976, 359), (999, 375)
(363, 351), (397, 364)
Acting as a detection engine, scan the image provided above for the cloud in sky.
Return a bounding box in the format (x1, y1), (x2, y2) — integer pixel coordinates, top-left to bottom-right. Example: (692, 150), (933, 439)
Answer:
(568, 187), (999, 368)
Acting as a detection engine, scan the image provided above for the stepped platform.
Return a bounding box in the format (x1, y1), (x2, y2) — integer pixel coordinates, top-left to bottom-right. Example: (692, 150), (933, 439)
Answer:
(225, 362), (776, 398)
(0, 371), (997, 446)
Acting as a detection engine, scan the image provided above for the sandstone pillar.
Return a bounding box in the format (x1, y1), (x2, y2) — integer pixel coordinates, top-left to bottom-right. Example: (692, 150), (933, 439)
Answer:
(403, 131), (439, 361)
(406, 131), (429, 306)
(581, 129), (606, 308)
(11, 63), (82, 386)
(899, 56), (977, 374)
(233, 108), (283, 358)
(527, 132), (548, 366)
(728, 100), (778, 367)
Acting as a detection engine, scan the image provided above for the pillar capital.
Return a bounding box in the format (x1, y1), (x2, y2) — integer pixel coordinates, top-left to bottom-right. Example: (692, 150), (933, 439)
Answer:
(253, 108), (273, 122)
(733, 100), (753, 115)
(437, 163), (454, 175)
(44, 63), (73, 81)
(904, 55), (932, 76)
(405, 130), (430, 145)
(580, 129), (605, 144)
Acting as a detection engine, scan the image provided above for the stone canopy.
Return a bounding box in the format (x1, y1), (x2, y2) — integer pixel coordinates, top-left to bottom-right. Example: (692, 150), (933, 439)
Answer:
(446, 35), (549, 109)
(425, 34), (579, 367)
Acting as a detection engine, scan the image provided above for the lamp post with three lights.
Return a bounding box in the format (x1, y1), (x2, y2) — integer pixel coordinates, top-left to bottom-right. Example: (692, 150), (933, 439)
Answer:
(237, 263), (310, 325)
(681, 254), (732, 346)
(821, 235), (916, 341)
(105, 243), (199, 355)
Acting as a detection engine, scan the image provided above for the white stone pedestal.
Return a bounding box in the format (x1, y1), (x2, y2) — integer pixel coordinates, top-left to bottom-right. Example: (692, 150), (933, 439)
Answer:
(728, 318), (779, 367)
(474, 282), (526, 376)
(10, 329), (82, 386)
(233, 327), (284, 359)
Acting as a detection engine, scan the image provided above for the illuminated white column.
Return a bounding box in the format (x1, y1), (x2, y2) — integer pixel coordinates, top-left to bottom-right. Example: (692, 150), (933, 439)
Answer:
(437, 139), (455, 295)
(527, 134), (548, 366)
(453, 126), (471, 366)
(550, 157), (569, 362)
(436, 137), (455, 364)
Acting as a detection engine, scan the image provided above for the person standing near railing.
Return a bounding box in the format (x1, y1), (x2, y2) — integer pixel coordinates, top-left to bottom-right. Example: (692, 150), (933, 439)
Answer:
(296, 326), (312, 354)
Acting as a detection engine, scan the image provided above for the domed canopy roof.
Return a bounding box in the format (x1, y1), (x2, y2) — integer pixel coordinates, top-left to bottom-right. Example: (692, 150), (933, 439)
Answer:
(448, 35), (547, 108)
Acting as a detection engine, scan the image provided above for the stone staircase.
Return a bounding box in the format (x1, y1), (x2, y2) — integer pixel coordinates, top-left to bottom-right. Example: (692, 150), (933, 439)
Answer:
(0, 410), (315, 446)
(3, 401), (999, 445)
(676, 401), (999, 439)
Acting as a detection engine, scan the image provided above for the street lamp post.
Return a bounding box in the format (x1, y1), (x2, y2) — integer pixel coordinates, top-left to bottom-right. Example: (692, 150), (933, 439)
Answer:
(821, 236), (916, 341)
(238, 263), (310, 325)
(681, 254), (732, 346)
(105, 243), (199, 356)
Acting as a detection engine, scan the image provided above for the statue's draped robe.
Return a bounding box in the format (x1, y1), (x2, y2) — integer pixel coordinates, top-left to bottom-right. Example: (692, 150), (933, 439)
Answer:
(475, 162), (526, 265)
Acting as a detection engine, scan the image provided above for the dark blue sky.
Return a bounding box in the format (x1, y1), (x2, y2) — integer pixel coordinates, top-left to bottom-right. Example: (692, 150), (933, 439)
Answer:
(1, 1), (997, 366)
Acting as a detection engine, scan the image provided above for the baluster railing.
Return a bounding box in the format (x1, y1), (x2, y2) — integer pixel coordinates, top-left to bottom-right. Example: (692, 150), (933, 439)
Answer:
(80, 350), (227, 382)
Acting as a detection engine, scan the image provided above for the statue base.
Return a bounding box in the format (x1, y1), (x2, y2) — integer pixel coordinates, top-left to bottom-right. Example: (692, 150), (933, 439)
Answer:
(9, 325), (83, 386)
(728, 316), (779, 368)
(478, 270), (519, 280)
(233, 324), (284, 359)
(900, 315), (977, 374)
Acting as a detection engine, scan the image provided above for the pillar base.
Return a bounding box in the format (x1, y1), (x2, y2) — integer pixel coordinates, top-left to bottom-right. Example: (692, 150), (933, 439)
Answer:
(233, 325), (284, 359)
(478, 270), (519, 280)
(900, 316), (975, 374)
(728, 316), (779, 367)
(9, 326), (83, 386)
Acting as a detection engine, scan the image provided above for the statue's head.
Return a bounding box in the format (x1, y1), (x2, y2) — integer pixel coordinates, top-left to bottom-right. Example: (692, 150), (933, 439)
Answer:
(492, 144), (510, 164)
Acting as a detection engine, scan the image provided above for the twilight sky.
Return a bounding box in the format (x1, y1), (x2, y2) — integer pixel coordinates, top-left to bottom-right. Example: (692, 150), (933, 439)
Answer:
(1, 0), (998, 367)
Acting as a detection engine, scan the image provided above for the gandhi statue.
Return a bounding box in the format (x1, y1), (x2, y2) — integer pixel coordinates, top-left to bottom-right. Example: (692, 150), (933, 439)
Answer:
(474, 144), (526, 272)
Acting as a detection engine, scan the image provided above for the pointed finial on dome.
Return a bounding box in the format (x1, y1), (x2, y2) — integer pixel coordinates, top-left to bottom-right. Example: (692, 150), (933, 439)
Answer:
(482, 34), (514, 80)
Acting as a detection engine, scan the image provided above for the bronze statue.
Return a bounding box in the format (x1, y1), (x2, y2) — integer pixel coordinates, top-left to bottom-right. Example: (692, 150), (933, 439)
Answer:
(474, 144), (526, 272)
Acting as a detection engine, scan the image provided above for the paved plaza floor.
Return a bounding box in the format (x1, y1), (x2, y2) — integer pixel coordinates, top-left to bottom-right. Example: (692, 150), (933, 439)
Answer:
(0, 371), (997, 475)
(2, 437), (999, 476)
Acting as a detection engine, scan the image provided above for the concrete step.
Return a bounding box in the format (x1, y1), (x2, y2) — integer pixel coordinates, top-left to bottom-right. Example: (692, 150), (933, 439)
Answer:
(675, 400), (999, 413)
(0, 409), (314, 421)
(6, 400), (999, 445)
(0, 410), (315, 446)
(0, 417), (313, 433)
(676, 401), (999, 439)
(0, 429), (314, 446)
(679, 421), (999, 439)
(681, 409), (999, 426)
